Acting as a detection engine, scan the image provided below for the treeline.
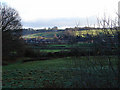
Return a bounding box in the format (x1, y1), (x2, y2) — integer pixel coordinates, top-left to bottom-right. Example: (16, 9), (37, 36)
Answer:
(21, 27), (112, 36)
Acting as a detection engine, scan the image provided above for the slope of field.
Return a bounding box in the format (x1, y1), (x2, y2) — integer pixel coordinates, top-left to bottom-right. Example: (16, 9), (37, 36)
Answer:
(22, 29), (118, 39)
(22, 31), (63, 39)
(75, 29), (118, 37)
(3, 56), (118, 88)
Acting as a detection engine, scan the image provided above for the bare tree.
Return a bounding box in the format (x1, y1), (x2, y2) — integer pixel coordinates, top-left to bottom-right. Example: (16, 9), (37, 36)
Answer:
(1, 4), (24, 61)
(95, 13), (120, 87)
(1, 4), (22, 32)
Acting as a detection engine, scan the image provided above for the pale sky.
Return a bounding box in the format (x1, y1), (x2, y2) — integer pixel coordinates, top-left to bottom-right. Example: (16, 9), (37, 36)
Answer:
(1, 0), (120, 29)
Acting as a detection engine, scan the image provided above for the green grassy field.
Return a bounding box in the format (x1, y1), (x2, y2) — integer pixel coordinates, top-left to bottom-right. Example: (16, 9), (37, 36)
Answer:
(40, 49), (69, 53)
(75, 29), (119, 37)
(3, 56), (118, 88)
(22, 29), (119, 39)
(22, 31), (63, 39)
(28, 43), (94, 53)
(47, 43), (93, 47)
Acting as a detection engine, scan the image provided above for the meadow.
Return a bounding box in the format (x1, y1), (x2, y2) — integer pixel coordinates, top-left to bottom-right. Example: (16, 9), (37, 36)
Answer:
(3, 29), (119, 88)
(22, 31), (64, 39)
(28, 43), (94, 53)
(2, 2), (120, 88)
(22, 29), (118, 39)
(2, 56), (118, 88)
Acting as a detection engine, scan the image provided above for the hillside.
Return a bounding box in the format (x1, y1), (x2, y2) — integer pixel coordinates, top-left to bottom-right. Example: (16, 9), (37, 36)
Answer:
(22, 29), (118, 39)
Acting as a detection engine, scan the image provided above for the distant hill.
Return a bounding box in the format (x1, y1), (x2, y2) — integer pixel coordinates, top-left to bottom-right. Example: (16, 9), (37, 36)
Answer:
(21, 29), (65, 36)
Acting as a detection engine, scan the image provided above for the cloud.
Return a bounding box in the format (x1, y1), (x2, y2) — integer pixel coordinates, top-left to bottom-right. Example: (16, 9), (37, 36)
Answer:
(3, 0), (119, 22)
(22, 16), (97, 28)
(2, 0), (119, 28)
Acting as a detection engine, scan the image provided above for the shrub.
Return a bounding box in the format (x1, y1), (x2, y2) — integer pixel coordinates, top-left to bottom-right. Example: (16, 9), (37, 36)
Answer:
(24, 48), (41, 57)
